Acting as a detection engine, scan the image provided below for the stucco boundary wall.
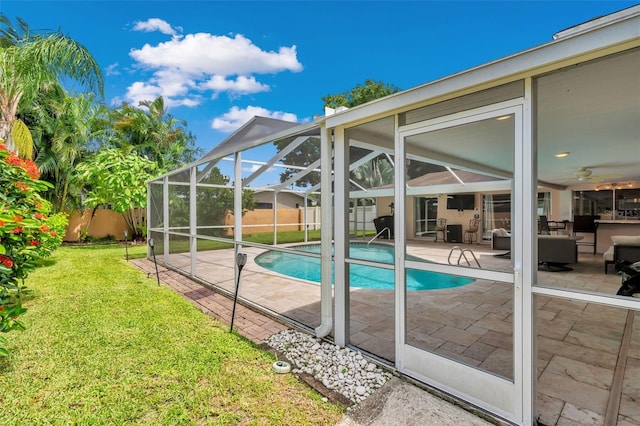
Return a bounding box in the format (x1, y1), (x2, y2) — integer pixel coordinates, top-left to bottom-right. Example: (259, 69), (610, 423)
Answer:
(64, 209), (136, 242)
(64, 207), (322, 241)
(226, 207), (321, 234)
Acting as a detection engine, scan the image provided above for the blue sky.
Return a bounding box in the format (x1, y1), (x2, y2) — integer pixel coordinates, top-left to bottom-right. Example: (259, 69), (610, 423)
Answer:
(2, 1), (637, 172)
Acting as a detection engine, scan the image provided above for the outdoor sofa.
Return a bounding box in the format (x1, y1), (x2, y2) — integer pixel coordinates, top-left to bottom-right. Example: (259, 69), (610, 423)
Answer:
(491, 230), (579, 268)
(491, 228), (511, 251)
(603, 235), (640, 274)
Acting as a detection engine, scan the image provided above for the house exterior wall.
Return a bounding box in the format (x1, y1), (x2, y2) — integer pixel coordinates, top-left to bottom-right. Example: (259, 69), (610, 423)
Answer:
(253, 191), (305, 209)
(377, 193), (482, 241)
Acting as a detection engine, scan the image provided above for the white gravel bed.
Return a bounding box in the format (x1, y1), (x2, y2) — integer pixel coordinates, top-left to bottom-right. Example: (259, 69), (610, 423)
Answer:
(265, 329), (392, 404)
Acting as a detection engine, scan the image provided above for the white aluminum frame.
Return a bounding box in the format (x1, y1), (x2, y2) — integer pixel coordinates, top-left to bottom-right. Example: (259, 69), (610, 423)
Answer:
(395, 101), (527, 423)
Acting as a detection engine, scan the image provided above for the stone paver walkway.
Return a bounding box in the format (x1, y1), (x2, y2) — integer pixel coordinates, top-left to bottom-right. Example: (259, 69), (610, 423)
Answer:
(129, 258), (287, 344)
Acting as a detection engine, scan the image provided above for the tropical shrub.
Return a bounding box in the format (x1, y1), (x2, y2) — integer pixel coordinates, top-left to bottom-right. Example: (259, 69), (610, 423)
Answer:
(0, 139), (62, 356)
(75, 149), (158, 241)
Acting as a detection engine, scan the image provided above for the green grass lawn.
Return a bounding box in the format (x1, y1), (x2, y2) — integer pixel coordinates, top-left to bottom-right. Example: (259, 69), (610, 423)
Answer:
(0, 245), (344, 425)
(159, 229), (324, 254)
(165, 229), (375, 254)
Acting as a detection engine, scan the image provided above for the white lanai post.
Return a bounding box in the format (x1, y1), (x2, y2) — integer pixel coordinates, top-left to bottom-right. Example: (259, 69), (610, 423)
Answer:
(273, 191), (278, 245)
(304, 193), (308, 242)
(163, 176), (169, 261)
(315, 123), (333, 338)
(190, 166), (197, 277)
(362, 198), (367, 238)
(520, 79), (536, 425)
(353, 198), (358, 238)
(333, 126), (349, 346)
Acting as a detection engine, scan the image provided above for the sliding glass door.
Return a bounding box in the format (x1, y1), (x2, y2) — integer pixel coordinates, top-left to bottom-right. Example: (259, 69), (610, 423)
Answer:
(415, 197), (438, 238)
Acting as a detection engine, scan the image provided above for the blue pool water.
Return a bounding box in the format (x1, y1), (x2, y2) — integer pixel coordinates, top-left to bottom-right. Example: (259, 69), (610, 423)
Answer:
(254, 243), (474, 291)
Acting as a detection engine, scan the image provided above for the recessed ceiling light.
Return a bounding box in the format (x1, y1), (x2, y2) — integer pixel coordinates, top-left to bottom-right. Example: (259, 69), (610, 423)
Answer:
(496, 115), (511, 121)
(555, 151), (570, 158)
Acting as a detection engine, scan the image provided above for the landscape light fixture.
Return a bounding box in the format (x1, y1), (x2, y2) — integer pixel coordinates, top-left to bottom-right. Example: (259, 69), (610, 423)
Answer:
(148, 237), (160, 286)
(230, 252), (248, 333)
(123, 230), (129, 261)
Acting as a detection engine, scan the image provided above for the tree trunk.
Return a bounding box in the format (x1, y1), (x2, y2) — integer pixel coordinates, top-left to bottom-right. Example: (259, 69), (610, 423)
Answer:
(0, 120), (11, 147)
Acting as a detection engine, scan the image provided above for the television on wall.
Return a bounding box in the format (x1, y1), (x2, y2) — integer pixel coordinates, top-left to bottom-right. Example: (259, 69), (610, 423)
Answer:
(447, 194), (475, 211)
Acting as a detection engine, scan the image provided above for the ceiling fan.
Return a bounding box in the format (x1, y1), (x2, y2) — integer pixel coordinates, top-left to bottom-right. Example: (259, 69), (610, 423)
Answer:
(575, 167), (593, 181)
(574, 167), (620, 183)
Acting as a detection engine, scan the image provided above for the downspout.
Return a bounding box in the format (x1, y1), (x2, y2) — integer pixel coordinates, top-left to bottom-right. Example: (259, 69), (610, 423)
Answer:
(315, 123), (333, 338)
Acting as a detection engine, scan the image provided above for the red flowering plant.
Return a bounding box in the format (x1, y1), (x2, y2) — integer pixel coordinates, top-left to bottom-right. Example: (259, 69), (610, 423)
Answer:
(0, 139), (65, 357)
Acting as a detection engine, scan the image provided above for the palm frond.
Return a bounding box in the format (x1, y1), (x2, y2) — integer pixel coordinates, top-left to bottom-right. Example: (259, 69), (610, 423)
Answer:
(11, 118), (33, 159)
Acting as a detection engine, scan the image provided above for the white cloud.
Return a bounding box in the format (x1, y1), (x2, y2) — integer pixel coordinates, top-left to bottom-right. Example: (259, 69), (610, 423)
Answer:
(242, 164), (262, 173)
(105, 62), (120, 76)
(124, 80), (201, 108)
(124, 81), (163, 106)
(199, 75), (270, 96)
(110, 96), (124, 107)
(124, 28), (303, 107)
(132, 18), (181, 36)
(130, 33), (302, 75)
(212, 106), (298, 133)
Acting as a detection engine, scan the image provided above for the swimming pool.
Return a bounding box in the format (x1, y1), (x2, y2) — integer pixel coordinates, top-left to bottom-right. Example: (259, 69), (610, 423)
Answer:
(254, 243), (474, 291)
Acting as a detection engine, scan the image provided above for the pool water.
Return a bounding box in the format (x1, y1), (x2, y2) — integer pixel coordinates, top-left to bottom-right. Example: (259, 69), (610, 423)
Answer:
(254, 243), (474, 291)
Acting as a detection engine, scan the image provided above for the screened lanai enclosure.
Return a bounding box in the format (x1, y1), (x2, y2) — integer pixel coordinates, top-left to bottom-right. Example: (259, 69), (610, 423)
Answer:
(148, 7), (640, 426)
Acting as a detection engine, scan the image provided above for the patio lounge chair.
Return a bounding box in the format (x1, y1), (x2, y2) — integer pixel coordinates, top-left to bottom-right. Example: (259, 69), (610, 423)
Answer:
(538, 236), (579, 271)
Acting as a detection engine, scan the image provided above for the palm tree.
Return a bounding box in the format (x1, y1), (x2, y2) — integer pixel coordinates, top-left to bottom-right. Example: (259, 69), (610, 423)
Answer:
(352, 157), (394, 189)
(0, 14), (103, 157)
(110, 96), (199, 170)
(32, 92), (107, 212)
(49, 95), (106, 211)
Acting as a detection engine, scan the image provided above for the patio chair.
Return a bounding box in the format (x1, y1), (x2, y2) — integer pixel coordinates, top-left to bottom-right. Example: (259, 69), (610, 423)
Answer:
(464, 219), (480, 244)
(434, 218), (447, 242)
(538, 216), (550, 235)
(373, 215), (394, 239)
(573, 215), (600, 254)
